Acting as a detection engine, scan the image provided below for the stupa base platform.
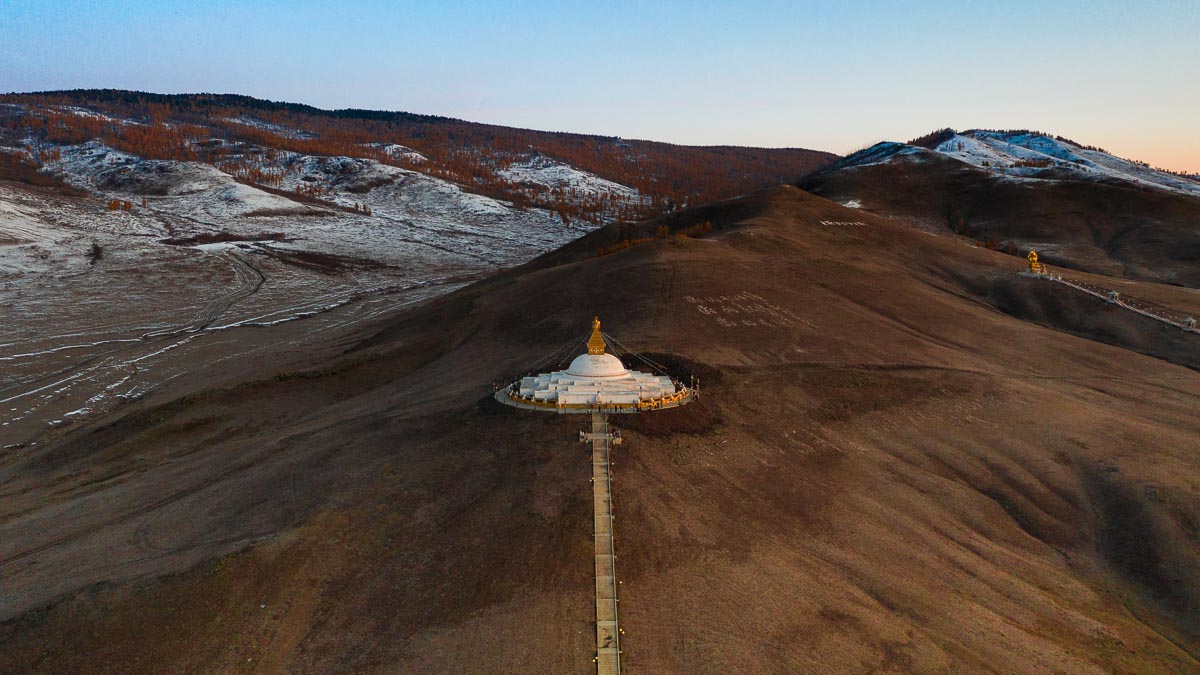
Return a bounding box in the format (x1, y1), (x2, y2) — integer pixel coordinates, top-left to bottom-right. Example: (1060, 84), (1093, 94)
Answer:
(494, 387), (697, 414)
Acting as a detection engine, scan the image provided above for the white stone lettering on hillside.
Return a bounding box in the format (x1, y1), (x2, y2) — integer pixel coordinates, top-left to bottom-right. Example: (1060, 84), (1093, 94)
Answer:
(682, 292), (815, 329)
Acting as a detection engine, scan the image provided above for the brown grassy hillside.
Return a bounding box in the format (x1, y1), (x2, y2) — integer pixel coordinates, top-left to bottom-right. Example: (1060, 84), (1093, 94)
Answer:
(1, 187), (1198, 672)
(800, 151), (1200, 288)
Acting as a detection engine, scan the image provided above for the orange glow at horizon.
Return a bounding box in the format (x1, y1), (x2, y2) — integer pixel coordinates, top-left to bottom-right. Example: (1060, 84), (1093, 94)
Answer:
(1106, 138), (1199, 175)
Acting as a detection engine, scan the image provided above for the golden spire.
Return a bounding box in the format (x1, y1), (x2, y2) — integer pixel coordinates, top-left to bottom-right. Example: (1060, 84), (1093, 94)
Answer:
(587, 316), (607, 355)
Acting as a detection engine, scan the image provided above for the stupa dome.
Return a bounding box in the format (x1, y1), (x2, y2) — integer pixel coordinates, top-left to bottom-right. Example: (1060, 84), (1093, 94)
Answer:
(566, 352), (628, 378)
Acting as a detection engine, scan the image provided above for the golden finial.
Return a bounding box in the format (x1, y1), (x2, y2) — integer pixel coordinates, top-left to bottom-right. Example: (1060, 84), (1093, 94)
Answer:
(587, 316), (607, 355)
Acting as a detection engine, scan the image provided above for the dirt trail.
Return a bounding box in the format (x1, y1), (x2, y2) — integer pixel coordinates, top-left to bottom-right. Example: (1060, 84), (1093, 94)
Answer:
(0, 251), (271, 453)
(142, 252), (265, 337)
(2, 253), (265, 400)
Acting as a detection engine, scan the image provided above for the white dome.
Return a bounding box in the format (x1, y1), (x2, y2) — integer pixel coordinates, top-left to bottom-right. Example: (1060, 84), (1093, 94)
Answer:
(565, 353), (628, 378)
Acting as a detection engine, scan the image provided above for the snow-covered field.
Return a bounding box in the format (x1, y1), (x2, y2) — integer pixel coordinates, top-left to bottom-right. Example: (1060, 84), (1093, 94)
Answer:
(1, 139), (603, 450)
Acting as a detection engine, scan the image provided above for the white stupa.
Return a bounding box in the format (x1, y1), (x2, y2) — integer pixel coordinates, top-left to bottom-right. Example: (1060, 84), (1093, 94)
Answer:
(502, 317), (692, 412)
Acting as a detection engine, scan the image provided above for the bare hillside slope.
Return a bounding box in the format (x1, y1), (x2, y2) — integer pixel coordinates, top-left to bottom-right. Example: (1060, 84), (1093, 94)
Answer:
(2, 187), (1198, 672)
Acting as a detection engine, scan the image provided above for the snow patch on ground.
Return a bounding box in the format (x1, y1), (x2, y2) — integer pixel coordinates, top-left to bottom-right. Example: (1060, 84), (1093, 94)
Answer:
(61, 106), (140, 126)
(40, 141), (323, 219)
(193, 242), (245, 253)
(498, 155), (639, 199)
(225, 116), (316, 140)
(364, 143), (427, 163)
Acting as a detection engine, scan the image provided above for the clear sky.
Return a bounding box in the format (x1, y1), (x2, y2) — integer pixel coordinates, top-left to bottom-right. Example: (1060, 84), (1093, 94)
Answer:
(2, 0), (1197, 171)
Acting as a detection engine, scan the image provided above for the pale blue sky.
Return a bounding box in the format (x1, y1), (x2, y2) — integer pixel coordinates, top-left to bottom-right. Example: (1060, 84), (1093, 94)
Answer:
(1, 0), (1197, 170)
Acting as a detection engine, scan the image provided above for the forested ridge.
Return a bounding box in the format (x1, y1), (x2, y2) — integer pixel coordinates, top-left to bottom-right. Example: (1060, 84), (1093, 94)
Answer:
(1, 89), (835, 223)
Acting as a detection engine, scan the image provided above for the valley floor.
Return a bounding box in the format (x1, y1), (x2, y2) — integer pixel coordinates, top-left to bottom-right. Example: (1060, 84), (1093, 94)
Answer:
(0, 161), (590, 448)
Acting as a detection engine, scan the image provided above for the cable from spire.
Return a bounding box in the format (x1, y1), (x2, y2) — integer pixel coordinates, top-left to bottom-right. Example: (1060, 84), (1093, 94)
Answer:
(601, 331), (672, 377)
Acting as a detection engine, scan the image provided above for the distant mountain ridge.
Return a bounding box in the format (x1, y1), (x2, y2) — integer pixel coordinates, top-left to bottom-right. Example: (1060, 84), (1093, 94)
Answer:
(821, 128), (1200, 198)
(0, 89), (836, 224)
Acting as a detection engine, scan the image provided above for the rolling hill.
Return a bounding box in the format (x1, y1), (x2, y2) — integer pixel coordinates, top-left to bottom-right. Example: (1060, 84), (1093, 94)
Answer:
(800, 130), (1200, 288)
(2, 185), (1197, 672)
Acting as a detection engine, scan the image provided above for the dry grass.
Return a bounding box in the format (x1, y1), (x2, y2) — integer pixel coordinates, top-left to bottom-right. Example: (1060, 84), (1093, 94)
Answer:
(2, 186), (1197, 673)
